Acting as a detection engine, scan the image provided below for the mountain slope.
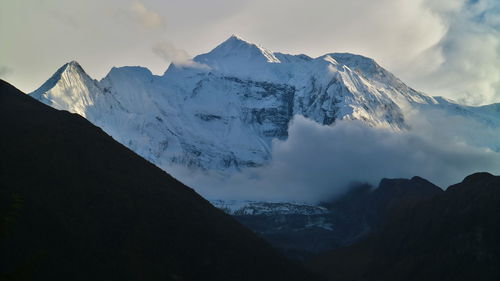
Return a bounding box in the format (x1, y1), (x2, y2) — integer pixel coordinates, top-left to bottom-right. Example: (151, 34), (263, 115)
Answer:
(324, 176), (444, 231)
(30, 61), (105, 117)
(22, 36), (449, 173)
(211, 177), (443, 261)
(28, 35), (500, 180)
(0, 80), (319, 281)
(305, 173), (500, 281)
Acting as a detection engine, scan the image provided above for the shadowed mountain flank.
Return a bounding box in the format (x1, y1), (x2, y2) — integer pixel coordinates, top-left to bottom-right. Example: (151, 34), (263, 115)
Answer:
(0, 80), (319, 281)
(306, 173), (500, 281)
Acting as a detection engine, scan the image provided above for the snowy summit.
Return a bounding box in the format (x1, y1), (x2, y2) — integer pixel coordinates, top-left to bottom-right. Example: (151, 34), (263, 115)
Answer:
(30, 35), (500, 173)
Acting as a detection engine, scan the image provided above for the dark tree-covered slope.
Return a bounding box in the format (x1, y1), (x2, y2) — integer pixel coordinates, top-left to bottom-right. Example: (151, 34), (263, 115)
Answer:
(306, 173), (500, 281)
(0, 80), (319, 281)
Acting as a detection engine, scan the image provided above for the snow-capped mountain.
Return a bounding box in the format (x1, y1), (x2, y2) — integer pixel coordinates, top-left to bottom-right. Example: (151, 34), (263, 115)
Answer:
(30, 35), (500, 173)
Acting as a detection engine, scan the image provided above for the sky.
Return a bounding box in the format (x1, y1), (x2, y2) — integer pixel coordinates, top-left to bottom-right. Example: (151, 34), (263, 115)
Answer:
(1, 0), (499, 105)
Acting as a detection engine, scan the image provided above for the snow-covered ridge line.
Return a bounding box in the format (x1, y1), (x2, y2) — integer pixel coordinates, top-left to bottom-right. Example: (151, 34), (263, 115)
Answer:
(210, 200), (329, 216)
(29, 35), (500, 174)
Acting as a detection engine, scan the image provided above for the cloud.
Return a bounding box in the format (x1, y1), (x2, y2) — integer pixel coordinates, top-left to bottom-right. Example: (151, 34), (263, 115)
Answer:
(200, 0), (499, 105)
(172, 110), (500, 203)
(4, 0), (499, 102)
(153, 42), (210, 69)
(208, 0), (447, 71)
(401, 0), (500, 105)
(129, 1), (164, 29)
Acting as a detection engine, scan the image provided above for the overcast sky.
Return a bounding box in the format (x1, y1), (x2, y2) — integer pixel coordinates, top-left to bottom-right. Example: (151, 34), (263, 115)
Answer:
(1, 0), (499, 105)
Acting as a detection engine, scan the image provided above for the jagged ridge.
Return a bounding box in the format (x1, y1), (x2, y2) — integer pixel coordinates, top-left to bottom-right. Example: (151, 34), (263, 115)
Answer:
(28, 35), (500, 173)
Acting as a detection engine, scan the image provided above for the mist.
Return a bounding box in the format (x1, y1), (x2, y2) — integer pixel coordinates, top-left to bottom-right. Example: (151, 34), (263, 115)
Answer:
(152, 42), (209, 69)
(170, 109), (500, 203)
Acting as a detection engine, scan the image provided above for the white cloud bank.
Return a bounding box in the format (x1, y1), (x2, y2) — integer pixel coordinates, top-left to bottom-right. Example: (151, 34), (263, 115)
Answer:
(403, 0), (500, 105)
(205, 0), (500, 105)
(173, 110), (500, 203)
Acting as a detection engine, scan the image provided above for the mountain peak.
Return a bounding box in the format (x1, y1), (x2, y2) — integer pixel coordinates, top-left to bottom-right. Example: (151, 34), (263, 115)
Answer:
(194, 35), (280, 67)
(67, 60), (81, 66)
(104, 65), (154, 81)
(63, 60), (85, 73)
(228, 33), (250, 43)
(462, 172), (494, 183)
(29, 60), (99, 116)
(31, 61), (89, 96)
(327, 53), (381, 74)
(191, 35), (281, 81)
(221, 34), (259, 49)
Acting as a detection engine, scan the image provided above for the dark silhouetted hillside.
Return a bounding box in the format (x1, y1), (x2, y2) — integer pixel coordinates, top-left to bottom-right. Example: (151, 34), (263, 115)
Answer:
(228, 177), (443, 261)
(324, 176), (443, 233)
(0, 80), (319, 281)
(306, 173), (500, 281)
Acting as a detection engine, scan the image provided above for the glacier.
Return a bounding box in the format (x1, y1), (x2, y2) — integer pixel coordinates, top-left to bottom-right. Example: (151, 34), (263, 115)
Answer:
(30, 35), (500, 177)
